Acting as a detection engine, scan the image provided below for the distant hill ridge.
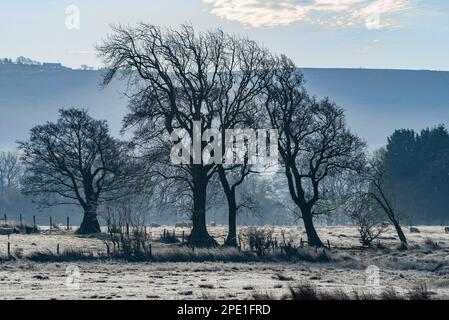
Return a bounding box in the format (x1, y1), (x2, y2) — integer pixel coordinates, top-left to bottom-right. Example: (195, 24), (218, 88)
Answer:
(1, 64), (449, 150)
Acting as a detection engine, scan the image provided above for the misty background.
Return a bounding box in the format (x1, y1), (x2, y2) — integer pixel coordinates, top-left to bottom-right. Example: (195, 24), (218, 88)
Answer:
(1, 61), (449, 226)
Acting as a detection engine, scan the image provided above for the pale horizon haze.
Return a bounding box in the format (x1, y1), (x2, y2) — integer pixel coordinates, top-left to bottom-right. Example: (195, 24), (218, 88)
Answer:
(0, 0), (448, 70)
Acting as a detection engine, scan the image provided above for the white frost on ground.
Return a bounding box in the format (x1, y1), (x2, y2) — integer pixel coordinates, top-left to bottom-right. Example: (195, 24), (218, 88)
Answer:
(0, 226), (449, 300)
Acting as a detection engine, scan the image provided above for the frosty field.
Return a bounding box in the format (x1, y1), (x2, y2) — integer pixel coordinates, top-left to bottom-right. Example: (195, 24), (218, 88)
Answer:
(0, 226), (448, 300)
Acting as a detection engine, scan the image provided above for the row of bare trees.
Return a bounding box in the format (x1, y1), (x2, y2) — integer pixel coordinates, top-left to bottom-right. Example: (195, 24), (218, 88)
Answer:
(14, 23), (408, 247)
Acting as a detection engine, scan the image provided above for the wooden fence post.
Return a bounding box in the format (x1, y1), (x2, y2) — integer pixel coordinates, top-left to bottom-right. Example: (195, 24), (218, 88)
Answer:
(7, 242), (11, 257)
(182, 231), (185, 244)
(57, 244), (60, 255)
(327, 240), (331, 250)
(67, 217), (70, 231)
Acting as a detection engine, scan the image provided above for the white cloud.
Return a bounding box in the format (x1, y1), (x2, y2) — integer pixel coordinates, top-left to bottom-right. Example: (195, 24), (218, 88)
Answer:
(203, 0), (411, 29)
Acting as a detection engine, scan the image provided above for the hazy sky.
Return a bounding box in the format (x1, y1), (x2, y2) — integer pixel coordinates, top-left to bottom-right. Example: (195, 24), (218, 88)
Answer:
(1, 0), (448, 70)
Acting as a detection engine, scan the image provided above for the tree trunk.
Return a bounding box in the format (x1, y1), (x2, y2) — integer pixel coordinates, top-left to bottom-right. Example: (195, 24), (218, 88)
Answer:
(302, 208), (324, 247)
(218, 166), (238, 247)
(225, 192), (238, 247)
(188, 168), (217, 247)
(77, 202), (101, 234)
(391, 219), (408, 245)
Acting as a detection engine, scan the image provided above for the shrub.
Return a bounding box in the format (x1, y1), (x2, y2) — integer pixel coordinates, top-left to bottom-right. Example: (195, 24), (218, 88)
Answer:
(159, 230), (180, 244)
(240, 228), (274, 258)
(345, 194), (387, 247)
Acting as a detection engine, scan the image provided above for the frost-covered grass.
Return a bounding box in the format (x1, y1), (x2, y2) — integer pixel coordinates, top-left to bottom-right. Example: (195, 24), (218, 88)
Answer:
(0, 225), (448, 300)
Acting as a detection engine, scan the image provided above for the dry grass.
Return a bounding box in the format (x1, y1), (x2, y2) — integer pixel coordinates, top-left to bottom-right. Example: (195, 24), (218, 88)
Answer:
(150, 246), (254, 263)
(27, 248), (98, 262)
(407, 283), (433, 300)
(25, 245), (257, 263)
(0, 221), (39, 235)
(424, 238), (441, 250)
(276, 282), (433, 301)
(25, 244), (344, 264)
(1, 225), (448, 300)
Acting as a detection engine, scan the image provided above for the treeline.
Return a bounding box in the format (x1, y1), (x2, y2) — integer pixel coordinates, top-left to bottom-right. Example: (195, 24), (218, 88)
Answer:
(384, 126), (449, 225)
(1, 56), (41, 66)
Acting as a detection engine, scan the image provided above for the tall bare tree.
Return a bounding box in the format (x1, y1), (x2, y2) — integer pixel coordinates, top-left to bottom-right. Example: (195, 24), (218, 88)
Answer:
(19, 108), (128, 234)
(98, 24), (273, 246)
(264, 56), (366, 247)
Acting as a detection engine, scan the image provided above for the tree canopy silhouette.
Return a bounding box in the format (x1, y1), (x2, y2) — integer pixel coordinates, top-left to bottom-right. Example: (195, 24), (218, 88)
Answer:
(98, 23), (273, 246)
(264, 56), (366, 247)
(384, 125), (449, 224)
(19, 108), (128, 234)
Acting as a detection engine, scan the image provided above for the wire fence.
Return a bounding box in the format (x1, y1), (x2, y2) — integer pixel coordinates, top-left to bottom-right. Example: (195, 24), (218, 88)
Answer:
(0, 213), (73, 231)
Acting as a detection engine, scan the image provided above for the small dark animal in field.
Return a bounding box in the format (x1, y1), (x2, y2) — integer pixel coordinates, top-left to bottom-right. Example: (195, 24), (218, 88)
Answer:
(410, 227), (421, 234)
(445, 227), (449, 234)
(175, 222), (192, 228)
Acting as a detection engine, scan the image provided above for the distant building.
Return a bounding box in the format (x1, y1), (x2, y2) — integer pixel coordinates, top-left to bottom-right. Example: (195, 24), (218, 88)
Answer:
(43, 63), (64, 69)
(80, 65), (95, 71)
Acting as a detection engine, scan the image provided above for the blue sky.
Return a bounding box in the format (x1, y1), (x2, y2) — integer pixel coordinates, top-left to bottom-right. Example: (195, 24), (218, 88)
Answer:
(1, 0), (448, 70)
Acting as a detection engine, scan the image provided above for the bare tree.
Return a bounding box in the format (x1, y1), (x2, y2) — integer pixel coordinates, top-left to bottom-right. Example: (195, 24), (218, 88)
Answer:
(264, 56), (366, 247)
(0, 152), (22, 192)
(19, 108), (128, 234)
(365, 149), (408, 245)
(212, 36), (272, 246)
(346, 191), (387, 247)
(98, 24), (225, 246)
(98, 24), (273, 246)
